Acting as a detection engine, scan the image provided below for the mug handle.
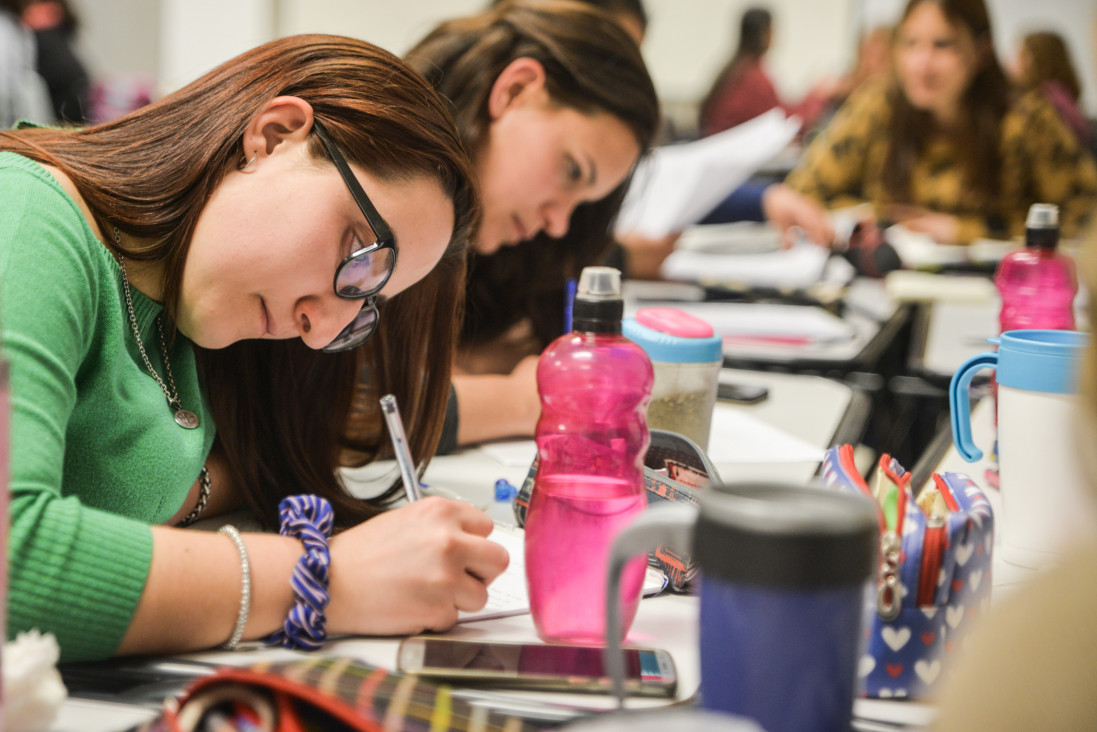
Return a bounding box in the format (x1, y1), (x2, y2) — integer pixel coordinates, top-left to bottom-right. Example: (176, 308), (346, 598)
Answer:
(949, 348), (999, 462)
(604, 503), (697, 706)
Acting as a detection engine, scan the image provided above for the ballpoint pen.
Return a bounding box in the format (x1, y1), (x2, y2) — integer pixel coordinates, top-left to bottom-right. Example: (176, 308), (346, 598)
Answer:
(563, 277), (577, 333)
(380, 394), (423, 502)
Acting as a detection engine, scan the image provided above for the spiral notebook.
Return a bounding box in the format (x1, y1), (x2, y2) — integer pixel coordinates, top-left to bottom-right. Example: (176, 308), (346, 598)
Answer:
(459, 525), (669, 623)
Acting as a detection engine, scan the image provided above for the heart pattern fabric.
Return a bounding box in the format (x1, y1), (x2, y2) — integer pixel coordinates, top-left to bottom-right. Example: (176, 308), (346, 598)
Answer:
(822, 448), (994, 699)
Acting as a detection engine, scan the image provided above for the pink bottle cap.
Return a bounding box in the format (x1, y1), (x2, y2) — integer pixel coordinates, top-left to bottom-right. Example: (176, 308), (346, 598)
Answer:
(635, 307), (715, 339)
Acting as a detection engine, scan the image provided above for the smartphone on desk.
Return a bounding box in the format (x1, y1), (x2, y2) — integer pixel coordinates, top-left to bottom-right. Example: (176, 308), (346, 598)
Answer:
(396, 637), (677, 697)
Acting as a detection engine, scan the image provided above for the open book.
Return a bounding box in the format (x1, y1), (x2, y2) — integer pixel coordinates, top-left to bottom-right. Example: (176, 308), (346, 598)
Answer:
(460, 525), (669, 623)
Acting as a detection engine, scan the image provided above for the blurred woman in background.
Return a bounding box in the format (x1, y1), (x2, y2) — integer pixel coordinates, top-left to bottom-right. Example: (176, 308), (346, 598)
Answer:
(776, 0), (1097, 244)
(1013, 30), (1094, 155)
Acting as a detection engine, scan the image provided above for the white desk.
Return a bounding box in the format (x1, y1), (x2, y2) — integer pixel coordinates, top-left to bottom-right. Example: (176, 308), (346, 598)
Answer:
(914, 298), (999, 380)
(48, 369), (859, 732)
(910, 284), (1089, 382)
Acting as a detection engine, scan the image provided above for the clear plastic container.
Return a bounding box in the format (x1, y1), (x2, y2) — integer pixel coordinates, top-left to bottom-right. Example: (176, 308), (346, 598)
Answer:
(623, 307), (723, 450)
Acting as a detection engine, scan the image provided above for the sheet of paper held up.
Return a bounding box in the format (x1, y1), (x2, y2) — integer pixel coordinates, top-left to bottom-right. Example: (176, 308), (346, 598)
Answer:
(458, 526), (668, 623)
(479, 405), (823, 469)
(614, 109), (800, 239)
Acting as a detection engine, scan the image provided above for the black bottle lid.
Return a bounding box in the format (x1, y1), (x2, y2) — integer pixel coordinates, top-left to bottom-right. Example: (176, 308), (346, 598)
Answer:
(572, 266), (623, 333)
(1025, 203), (1060, 250)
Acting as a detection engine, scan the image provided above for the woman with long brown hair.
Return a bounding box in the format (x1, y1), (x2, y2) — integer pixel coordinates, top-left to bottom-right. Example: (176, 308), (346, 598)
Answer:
(776, 0), (1097, 244)
(1013, 30), (1093, 153)
(401, 0), (660, 448)
(1, 34), (506, 662)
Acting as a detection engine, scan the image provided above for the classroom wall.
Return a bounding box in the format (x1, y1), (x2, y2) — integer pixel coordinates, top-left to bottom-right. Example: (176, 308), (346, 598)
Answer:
(272, 0), (858, 106)
(67, 0), (1097, 116)
(70, 0), (159, 79)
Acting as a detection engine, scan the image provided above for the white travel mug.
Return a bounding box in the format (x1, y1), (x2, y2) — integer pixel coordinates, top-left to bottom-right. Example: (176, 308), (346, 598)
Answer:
(950, 329), (1095, 569)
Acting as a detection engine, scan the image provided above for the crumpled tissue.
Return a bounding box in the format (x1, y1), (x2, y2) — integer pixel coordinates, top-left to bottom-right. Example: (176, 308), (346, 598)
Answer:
(3, 630), (68, 732)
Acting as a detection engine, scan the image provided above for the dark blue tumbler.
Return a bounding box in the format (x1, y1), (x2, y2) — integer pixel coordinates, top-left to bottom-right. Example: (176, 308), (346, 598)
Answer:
(696, 483), (877, 732)
(604, 484), (877, 732)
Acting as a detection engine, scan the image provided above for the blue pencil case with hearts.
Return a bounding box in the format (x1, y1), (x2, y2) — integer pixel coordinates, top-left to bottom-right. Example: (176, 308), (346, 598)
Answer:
(821, 445), (994, 699)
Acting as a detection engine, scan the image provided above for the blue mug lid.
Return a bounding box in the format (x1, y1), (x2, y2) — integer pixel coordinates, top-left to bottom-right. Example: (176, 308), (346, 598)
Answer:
(995, 329), (1089, 394)
(623, 317), (722, 363)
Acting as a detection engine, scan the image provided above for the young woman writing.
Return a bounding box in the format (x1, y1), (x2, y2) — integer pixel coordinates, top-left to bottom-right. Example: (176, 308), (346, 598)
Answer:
(2, 34), (504, 662)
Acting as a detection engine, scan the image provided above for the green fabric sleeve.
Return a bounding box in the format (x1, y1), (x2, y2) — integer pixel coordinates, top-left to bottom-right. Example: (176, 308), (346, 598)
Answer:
(1, 155), (155, 661)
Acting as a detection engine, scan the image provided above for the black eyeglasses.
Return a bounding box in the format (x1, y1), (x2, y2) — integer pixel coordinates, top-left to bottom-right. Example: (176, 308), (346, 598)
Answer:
(312, 120), (397, 353)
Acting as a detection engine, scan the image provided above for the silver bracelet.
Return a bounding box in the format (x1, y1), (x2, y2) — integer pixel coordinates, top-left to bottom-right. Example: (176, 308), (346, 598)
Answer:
(218, 524), (251, 651)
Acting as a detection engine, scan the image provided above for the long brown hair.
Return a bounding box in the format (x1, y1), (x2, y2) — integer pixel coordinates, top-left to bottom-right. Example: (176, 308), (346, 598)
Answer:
(1021, 31), (1082, 102)
(0, 35), (479, 526)
(882, 0), (1012, 206)
(406, 0), (659, 349)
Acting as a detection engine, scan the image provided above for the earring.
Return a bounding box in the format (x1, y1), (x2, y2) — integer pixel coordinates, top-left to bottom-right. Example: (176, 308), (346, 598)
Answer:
(239, 154), (256, 171)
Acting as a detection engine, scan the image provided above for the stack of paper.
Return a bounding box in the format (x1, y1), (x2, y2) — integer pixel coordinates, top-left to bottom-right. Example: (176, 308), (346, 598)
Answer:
(659, 240), (831, 290)
(624, 301), (855, 346)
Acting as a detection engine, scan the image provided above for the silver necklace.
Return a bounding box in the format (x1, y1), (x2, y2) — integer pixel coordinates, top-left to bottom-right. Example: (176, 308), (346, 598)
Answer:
(112, 227), (200, 430)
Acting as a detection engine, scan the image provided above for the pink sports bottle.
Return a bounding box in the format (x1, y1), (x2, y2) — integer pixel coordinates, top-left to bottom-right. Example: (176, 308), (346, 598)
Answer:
(525, 266), (653, 644)
(995, 203), (1077, 332)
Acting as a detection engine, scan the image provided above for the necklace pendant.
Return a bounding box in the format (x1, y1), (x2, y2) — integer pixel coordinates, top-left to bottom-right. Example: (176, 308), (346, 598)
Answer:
(174, 408), (200, 430)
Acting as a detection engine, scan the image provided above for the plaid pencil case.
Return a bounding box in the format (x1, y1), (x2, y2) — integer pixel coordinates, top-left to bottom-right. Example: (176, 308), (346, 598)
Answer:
(821, 445), (994, 699)
(513, 430), (720, 591)
(127, 656), (551, 732)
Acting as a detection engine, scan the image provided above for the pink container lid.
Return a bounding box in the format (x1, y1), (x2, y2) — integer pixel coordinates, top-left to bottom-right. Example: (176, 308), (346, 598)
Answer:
(635, 307), (715, 338)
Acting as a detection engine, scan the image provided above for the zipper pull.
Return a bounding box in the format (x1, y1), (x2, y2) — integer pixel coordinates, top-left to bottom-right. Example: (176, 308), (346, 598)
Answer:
(916, 485), (947, 523)
(876, 529), (902, 620)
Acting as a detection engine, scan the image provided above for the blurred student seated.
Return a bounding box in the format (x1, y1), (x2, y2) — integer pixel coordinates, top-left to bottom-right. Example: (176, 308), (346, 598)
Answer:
(20, 0), (89, 123)
(0, 0), (52, 128)
(1010, 30), (1095, 157)
(698, 6), (847, 139)
(771, 0), (1097, 245)
(616, 21), (899, 280)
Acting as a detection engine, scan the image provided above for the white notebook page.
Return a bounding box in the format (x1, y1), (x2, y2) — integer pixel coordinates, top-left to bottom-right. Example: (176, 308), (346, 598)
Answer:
(459, 525), (668, 623)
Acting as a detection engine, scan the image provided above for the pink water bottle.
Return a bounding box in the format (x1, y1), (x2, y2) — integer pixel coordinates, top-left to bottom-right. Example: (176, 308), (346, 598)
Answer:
(995, 203), (1077, 332)
(525, 266), (653, 644)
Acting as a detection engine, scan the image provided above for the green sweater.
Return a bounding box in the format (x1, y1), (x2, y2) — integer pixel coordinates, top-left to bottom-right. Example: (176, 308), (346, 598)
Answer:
(0, 152), (215, 661)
